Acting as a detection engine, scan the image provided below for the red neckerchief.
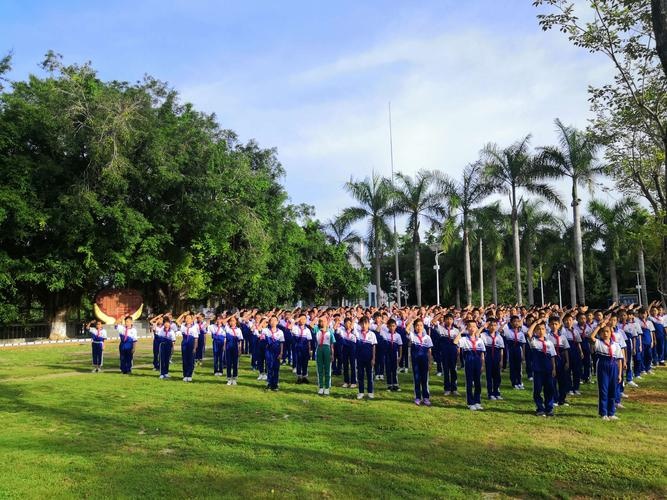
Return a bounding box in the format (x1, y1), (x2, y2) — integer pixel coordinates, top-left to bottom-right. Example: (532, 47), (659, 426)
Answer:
(539, 337), (547, 354)
(470, 335), (477, 353)
(553, 330), (561, 356)
(123, 327), (129, 342)
(513, 328), (519, 344)
(603, 339), (613, 357)
(319, 330), (325, 346)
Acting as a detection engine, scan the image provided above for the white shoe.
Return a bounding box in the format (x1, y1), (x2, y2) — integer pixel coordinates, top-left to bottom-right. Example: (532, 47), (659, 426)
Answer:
(436, 372), (442, 377)
(489, 396), (497, 400)
(621, 393), (629, 399)
(324, 389), (330, 395)
(292, 368), (297, 374)
(469, 405), (477, 411)
(257, 375), (263, 380)
(187, 377), (193, 382)
(568, 391), (575, 396)
(91, 368), (97, 373)
(496, 395), (503, 400)
(560, 402), (570, 407)
(159, 375), (165, 379)
(528, 377), (534, 381)
(601, 416), (609, 421)
(232, 378), (238, 385)
(444, 391), (451, 396)
(475, 404), (483, 410)
(342, 383), (349, 388)
(609, 415), (620, 420)
(183, 377), (188, 382)
(513, 385), (520, 390)
(357, 393), (364, 400)
(227, 380), (232, 385)
(164, 374), (170, 379)
(368, 393), (375, 399)
(627, 381), (639, 387)
(616, 403), (625, 409)
(553, 403), (559, 407)
(574, 390), (582, 395)
(318, 388), (324, 395)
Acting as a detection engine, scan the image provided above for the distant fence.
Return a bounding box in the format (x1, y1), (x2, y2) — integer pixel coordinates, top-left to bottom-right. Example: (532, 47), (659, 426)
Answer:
(0, 321), (151, 344)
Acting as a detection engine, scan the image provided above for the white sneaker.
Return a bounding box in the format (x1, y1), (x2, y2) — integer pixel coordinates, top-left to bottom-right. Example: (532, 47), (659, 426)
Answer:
(292, 368), (297, 374)
(436, 372), (442, 377)
(496, 395), (503, 400)
(159, 375), (165, 379)
(444, 391), (451, 396)
(528, 377), (534, 381)
(475, 404), (483, 410)
(357, 393), (364, 400)
(318, 388), (324, 395)
(609, 415), (620, 420)
(489, 396), (497, 400)
(164, 374), (170, 379)
(91, 368), (97, 373)
(187, 377), (193, 382)
(368, 393), (375, 399)
(616, 403), (625, 409)
(627, 381), (639, 387)
(183, 377), (188, 382)
(227, 380), (233, 385)
(324, 389), (330, 395)
(601, 416), (609, 421)
(257, 375), (263, 380)
(342, 383), (349, 388)
(621, 393), (629, 399)
(513, 385), (520, 390)
(553, 403), (559, 407)
(568, 391), (575, 396)
(469, 405), (477, 411)
(232, 378), (238, 385)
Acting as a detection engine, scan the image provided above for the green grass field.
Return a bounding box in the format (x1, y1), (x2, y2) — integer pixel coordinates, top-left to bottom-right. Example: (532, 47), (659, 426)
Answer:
(0, 339), (666, 499)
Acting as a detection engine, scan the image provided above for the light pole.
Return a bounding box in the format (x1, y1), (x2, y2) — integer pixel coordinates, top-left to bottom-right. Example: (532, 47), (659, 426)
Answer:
(557, 268), (563, 308)
(539, 262), (545, 306)
(433, 247), (446, 306)
(632, 270), (642, 306)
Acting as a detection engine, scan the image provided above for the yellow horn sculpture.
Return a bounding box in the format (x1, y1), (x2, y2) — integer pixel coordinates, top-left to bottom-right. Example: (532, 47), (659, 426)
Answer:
(94, 303), (143, 324)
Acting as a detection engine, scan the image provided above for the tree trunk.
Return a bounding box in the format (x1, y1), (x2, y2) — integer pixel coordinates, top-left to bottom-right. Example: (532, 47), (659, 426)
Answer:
(526, 247), (534, 306)
(609, 256), (619, 304)
(491, 260), (498, 305)
(511, 204), (523, 305)
(414, 230), (422, 307)
(651, 0), (667, 77)
(479, 238), (484, 308)
(463, 214), (472, 307)
(569, 268), (577, 307)
(455, 287), (461, 309)
(374, 238), (382, 307)
(572, 181), (586, 305)
(639, 242), (649, 307)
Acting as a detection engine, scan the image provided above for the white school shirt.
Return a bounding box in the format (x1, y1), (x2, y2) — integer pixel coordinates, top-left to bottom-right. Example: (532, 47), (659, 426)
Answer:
(316, 329), (335, 347)
(291, 325), (312, 340)
(481, 331), (505, 350)
(528, 337), (557, 357)
(574, 323), (592, 340)
(89, 327), (108, 341)
(635, 318), (655, 332)
(437, 325), (460, 340)
(409, 332), (433, 347)
(503, 326), (527, 345)
(225, 325), (244, 340)
(356, 330), (377, 346)
(116, 325), (138, 340)
(622, 322), (640, 338)
(547, 331), (571, 351)
(458, 336), (486, 352)
(610, 328), (627, 348)
(337, 326), (357, 343)
(262, 327), (285, 342)
(180, 324), (199, 337)
(593, 339), (624, 359)
(381, 330), (404, 346)
(157, 326), (176, 341)
(562, 326), (582, 344)
(208, 324), (226, 337)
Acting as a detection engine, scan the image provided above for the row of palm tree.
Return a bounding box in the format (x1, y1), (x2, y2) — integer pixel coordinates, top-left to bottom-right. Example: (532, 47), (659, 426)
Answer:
(329, 118), (634, 307)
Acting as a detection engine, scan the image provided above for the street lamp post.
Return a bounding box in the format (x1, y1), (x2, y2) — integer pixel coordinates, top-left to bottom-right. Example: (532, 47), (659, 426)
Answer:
(557, 268), (562, 308)
(433, 248), (446, 306)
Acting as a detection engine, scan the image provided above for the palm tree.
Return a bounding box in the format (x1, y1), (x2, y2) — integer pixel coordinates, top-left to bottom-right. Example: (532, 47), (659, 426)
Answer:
(323, 214), (363, 267)
(470, 202), (507, 305)
(481, 135), (564, 305)
(342, 173), (394, 306)
(518, 199), (559, 305)
(436, 162), (492, 307)
(585, 198), (639, 303)
(390, 170), (448, 306)
(538, 119), (604, 305)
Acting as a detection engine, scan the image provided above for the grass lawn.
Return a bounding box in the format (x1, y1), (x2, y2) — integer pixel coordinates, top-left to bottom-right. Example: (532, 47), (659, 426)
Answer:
(0, 339), (666, 499)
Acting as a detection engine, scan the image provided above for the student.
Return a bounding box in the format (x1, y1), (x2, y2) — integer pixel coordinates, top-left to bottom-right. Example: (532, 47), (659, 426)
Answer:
(382, 318), (403, 392)
(589, 318), (624, 420)
(396, 311), (410, 373)
(636, 308), (655, 375)
(609, 314), (628, 407)
(253, 317), (268, 381)
(408, 317), (433, 406)
(620, 310), (640, 387)
(264, 315), (285, 391)
(115, 316), (138, 375)
(373, 312), (386, 381)
(458, 319), (485, 410)
(437, 313), (460, 395)
(194, 314), (208, 367)
(149, 314), (164, 371)
(292, 313), (313, 384)
(338, 317), (357, 388)
(548, 316), (571, 408)
(331, 313), (343, 377)
(178, 313), (199, 382)
(157, 318), (176, 379)
(315, 318), (336, 395)
(649, 304), (665, 367)
(503, 315), (526, 390)
(561, 313), (583, 395)
(574, 312), (592, 383)
(87, 319), (107, 372)
(225, 316), (244, 385)
(209, 316), (227, 377)
(526, 318), (557, 417)
(481, 317), (504, 401)
(524, 314), (536, 381)
(278, 311), (294, 367)
(356, 316), (377, 400)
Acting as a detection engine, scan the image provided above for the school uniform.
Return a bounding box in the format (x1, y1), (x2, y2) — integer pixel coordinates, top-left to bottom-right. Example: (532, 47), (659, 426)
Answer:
(209, 324), (227, 375)
(338, 326), (357, 386)
(315, 329), (336, 390)
(373, 324), (386, 380)
(195, 320), (208, 363)
(151, 326), (161, 370)
(332, 325), (343, 376)
(593, 338), (623, 417)
(649, 314), (666, 366)
(410, 332), (433, 402)
(396, 319), (409, 372)
(481, 330), (504, 399)
(622, 321), (640, 381)
(291, 325), (312, 380)
(610, 327), (627, 404)
(180, 324), (199, 379)
(116, 325), (138, 374)
(240, 321), (252, 356)
(528, 337), (557, 415)
(437, 325), (460, 392)
(277, 319), (293, 366)
(562, 326), (582, 393)
(502, 325), (527, 388)
(265, 327), (284, 390)
(382, 330), (403, 390)
(356, 330), (377, 395)
(225, 325), (244, 381)
(429, 325), (442, 374)
(548, 330), (571, 406)
(574, 323), (593, 382)
(89, 327), (107, 369)
(157, 326), (176, 377)
(636, 318), (654, 373)
(253, 326), (268, 379)
(459, 336), (485, 407)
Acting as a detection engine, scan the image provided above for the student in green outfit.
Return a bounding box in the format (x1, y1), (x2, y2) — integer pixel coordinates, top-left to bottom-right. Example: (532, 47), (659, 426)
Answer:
(315, 317), (336, 395)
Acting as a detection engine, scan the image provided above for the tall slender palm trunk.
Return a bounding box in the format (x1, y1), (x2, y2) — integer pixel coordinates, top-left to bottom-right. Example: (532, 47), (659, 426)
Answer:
(569, 268), (577, 307)
(526, 250), (534, 305)
(572, 182), (586, 305)
(414, 230), (422, 306)
(491, 260), (498, 305)
(463, 222), (472, 307)
(511, 204), (523, 305)
(609, 257), (619, 303)
(374, 237), (382, 306)
(479, 238), (484, 308)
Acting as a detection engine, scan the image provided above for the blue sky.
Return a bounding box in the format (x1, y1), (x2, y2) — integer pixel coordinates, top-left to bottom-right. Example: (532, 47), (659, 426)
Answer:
(1, 0), (615, 223)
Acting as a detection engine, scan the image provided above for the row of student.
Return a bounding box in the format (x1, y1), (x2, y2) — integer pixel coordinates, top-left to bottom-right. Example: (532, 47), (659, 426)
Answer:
(86, 301), (664, 417)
